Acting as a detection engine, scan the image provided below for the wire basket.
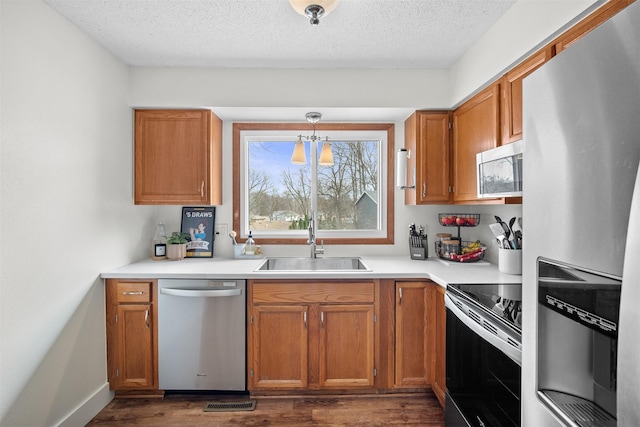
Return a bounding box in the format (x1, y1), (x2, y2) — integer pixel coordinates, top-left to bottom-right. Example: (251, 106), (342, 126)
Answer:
(435, 240), (486, 263)
(438, 213), (481, 227)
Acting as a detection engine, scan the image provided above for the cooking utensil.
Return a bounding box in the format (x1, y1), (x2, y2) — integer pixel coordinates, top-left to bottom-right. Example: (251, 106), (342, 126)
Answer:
(489, 223), (506, 238)
(229, 230), (238, 245)
(508, 217), (518, 248)
(496, 235), (511, 249)
(511, 217), (523, 248)
(494, 216), (511, 239)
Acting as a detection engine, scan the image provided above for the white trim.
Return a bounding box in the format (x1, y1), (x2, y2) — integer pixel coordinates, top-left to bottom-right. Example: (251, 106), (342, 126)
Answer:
(56, 383), (113, 427)
(239, 129), (388, 240)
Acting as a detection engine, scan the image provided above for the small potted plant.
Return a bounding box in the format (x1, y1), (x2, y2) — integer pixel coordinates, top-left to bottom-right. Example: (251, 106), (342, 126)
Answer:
(166, 232), (189, 260)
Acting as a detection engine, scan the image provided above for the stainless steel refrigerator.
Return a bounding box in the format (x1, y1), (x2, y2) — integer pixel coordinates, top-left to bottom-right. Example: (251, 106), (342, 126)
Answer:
(523, 2), (640, 426)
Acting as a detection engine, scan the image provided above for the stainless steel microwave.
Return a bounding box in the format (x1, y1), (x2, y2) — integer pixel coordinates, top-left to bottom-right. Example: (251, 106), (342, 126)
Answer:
(476, 141), (524, 198)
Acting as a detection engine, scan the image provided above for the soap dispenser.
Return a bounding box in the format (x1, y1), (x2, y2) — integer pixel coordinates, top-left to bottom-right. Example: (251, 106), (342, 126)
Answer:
(244, 231), (256, 255)
(152, 222), (167, 260)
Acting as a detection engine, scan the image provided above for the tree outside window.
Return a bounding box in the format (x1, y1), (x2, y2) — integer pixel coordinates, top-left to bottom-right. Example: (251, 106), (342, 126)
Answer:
(233, 123), (395, 245)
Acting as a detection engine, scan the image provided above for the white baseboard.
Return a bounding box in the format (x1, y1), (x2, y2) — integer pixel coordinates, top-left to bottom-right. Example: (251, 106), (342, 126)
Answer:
(57, 383), (114, 427)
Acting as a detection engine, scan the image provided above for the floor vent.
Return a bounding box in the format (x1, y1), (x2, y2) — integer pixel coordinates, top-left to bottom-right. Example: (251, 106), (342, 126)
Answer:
(204, 400), (257, 412)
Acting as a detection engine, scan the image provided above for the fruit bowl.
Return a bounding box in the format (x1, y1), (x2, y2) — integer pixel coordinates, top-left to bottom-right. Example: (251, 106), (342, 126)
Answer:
(435, 240), (486, 262)
(438, 213), (480, 227)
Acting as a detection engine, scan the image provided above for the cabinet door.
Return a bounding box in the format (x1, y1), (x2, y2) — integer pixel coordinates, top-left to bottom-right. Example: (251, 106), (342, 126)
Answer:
(251, 305), (308, 389)
(395, 282), (430, 387)
(553, 0), (632, 54)
(452, 83), (500, 203)
(112, 304), (156, 389)
(404, 112), (451, 205)
(501, 48), (551, 144)
(432, 285), (446, 408)
(319, 304), (375, 388)
(134, 109), (222, 205)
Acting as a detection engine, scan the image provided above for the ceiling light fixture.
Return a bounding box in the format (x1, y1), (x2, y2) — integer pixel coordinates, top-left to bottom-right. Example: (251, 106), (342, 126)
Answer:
(289, 0), (340, 26)
(291, 112), (334, 166)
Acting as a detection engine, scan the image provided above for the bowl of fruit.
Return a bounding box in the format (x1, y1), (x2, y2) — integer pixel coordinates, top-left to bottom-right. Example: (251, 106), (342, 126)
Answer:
(438, 213), (480, 227)
(435, 240), (486, 263)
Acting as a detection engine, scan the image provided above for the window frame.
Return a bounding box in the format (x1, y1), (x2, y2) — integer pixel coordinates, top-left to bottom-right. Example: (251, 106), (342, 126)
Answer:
(233, 122), (395, 245)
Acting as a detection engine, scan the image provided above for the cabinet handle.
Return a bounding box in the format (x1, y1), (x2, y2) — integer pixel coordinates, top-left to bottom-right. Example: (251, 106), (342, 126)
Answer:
(200, 181), (204, 197)
(303, 312), (307, 328)
(144, 310), (149, 328)
(122, 291), (143, 295)
(399, 288), (403, 304)
(422, 182), (426, 198)
(321, 312), (324, 327)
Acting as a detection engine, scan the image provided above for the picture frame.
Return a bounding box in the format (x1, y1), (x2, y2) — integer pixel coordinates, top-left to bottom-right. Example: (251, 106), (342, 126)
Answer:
(181, 206), (216, 258)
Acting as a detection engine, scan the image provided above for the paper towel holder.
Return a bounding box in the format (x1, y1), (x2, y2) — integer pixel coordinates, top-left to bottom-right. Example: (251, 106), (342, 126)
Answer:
(396, 148), (416, 189)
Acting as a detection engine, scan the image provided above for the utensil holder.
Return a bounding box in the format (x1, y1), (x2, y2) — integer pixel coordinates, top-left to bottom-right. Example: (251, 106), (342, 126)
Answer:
(498, 249), (522, 275)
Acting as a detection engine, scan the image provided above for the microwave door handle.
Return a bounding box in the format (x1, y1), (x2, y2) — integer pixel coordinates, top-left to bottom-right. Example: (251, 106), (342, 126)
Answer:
(160, 288), (243, 298)
(445, 293), (522, 366)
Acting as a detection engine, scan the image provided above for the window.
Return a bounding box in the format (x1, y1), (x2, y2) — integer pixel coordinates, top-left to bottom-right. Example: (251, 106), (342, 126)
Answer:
(233, 123), (395, 245)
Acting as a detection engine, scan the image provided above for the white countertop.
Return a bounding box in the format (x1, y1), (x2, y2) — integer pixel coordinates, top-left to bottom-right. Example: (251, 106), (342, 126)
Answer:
(101, 256), (522, 288)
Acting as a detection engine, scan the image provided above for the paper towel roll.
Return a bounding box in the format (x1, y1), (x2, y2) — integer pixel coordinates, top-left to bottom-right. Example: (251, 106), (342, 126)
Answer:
(396, 148), (408, 188)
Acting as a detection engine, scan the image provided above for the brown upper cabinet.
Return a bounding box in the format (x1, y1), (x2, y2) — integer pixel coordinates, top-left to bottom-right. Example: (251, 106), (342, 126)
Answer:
(134, 109), (222, 205)
(552, 0), (635, 54)
(452, 83), (501, 204)
(501, 47), (552, 145)
(403, 111), (452, 205)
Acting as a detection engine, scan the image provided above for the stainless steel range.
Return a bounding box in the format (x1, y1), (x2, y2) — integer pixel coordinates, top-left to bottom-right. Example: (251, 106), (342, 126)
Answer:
(445, 282), (522, 427)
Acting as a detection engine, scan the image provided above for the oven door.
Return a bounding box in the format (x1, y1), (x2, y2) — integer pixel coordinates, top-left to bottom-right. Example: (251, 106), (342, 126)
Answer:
(445, 291), (522, 427)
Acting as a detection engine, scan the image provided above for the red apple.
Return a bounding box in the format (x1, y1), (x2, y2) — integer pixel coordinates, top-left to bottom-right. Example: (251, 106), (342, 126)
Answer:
(456, 217), (467, 226)
(466, 217), (477, 226)
(443, 216), (454, 225)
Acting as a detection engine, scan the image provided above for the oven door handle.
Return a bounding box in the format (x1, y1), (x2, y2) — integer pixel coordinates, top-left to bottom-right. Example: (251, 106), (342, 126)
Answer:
(445, 293), (522, 366)
(160, 288), (243, 298)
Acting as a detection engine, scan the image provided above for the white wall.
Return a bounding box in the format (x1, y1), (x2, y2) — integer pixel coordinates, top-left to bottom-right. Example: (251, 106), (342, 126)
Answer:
(450, 0), (598, 106)
(0, 1), (174, 425)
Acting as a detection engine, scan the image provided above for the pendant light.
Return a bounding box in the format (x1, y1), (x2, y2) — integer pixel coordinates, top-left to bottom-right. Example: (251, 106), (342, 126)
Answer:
(319, 138), (334, 166)
(290, 112), (334, 166)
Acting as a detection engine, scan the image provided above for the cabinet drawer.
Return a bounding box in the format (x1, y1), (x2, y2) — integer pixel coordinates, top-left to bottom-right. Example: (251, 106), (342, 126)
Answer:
(116, 282), (152, 303)
(252, 281), (375, 304)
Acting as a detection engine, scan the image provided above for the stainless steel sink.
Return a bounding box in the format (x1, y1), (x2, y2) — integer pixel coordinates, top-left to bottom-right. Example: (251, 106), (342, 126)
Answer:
(255, 257), (371, 272)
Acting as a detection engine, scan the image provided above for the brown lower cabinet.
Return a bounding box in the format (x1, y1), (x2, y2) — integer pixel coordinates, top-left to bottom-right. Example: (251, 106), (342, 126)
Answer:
(432, 285), (446, 407)
(393, 280), (446, 409)
(248, 280), (376, 391)
(394, 281), (431, 387)
(104, 277), (446, 406)
(105, 279), (158, 391)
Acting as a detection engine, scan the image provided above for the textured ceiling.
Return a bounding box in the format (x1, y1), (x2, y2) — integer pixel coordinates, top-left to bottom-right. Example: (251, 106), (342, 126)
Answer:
(43, 0), (517, 69)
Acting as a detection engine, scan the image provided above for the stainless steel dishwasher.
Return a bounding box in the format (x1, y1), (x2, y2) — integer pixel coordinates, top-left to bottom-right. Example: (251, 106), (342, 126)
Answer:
(158, 279), (246, 391)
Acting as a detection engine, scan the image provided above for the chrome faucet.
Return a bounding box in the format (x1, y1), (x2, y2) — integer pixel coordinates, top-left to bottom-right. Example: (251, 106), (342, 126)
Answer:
(308, 210), (324, 258)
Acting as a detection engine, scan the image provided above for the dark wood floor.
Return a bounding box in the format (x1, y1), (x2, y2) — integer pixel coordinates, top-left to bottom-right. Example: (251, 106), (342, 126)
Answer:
(86, 392), (445, 426)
